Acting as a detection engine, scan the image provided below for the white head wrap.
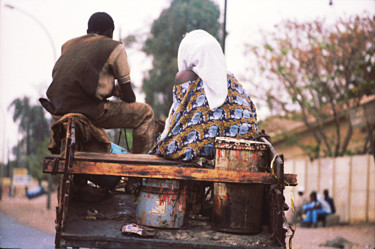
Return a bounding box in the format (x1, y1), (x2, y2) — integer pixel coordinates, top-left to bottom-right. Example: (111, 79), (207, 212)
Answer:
(177, 29), (227, 111)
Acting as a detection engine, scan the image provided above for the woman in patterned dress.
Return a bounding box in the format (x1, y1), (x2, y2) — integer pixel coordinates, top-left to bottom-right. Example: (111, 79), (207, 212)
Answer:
(150, 29), (258, 161)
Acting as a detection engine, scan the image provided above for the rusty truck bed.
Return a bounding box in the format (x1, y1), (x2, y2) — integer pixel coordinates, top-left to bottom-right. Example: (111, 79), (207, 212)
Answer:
(42, 118), (297, 248)
(43, 152), (296, 249)
(61, 191), (277, 248)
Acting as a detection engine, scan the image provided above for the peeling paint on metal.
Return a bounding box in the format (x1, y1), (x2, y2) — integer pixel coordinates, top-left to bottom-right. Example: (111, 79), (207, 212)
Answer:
(136, 179), (187, 228)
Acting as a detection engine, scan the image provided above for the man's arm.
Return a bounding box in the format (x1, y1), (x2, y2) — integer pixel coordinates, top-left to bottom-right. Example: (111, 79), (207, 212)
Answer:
(113, 81), (136, 103)
(112, 45), (135, 102)
(175, 70), (198, 85)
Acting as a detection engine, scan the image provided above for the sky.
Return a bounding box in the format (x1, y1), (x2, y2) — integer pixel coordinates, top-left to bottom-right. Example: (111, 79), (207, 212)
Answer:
(0, 0), (374, 163)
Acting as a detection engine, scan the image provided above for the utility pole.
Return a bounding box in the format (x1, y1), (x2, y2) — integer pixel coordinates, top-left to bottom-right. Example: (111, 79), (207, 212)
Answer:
(222, 0), (227, 53)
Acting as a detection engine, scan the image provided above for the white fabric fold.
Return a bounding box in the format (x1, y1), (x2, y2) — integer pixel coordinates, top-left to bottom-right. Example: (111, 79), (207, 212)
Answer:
(177, 29), (227, 111)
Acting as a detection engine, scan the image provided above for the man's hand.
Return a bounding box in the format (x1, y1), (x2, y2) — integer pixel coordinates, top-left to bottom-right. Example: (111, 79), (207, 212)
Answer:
(113, 84), (122, 98)
(116, 82), (136, 103)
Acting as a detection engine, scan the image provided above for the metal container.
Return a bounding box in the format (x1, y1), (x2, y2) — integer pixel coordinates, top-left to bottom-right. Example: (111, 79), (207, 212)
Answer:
(88, 142), (127, 189)
(213, 137), (269, 234)
(136, 178), (187, 228)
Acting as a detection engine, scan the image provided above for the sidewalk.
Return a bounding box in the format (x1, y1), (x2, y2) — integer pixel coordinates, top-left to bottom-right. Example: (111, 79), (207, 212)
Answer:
(289, 223), (375, 248)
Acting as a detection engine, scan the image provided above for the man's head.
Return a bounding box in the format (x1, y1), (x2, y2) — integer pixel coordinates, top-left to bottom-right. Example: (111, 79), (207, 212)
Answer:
(87, 12), (114, 38)
(297, 186), (305, 196)
(310, 191), (317, 201)
(323, 189), (329, 197)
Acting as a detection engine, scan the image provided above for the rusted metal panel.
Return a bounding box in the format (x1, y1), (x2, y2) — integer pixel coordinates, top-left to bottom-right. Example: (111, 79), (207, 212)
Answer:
(215, 138), (269, 172)
(213, 138), (269, 234)
(213, 183), (265, 234)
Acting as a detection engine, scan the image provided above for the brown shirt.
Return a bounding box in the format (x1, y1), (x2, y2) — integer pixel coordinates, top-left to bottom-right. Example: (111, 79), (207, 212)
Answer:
(46, 34), (132, 120)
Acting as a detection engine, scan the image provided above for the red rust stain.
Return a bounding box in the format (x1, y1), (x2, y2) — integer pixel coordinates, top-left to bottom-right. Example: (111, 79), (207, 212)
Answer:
(159, 194), (170, 204)
(214, 194), (221, 215)
(252, 152), (259, 162)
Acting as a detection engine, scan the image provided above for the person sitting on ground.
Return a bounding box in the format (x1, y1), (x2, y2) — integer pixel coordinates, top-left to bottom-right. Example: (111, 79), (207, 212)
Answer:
(301, 191), (331, 227)
(149, 29), (258, 161)
(323, 189), (336, 214)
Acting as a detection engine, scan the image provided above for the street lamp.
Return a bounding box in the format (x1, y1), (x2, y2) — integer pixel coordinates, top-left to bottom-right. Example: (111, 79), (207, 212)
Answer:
(4, 3), (55, 208)
(5, 4), (57, 61)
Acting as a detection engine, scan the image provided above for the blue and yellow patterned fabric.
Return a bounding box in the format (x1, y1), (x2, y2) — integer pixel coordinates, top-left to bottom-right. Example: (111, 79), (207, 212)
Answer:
(151, 73), (258, 161)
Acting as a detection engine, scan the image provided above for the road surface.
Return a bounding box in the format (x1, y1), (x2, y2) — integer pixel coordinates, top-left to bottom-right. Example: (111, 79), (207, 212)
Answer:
(0, 211), (55, 249)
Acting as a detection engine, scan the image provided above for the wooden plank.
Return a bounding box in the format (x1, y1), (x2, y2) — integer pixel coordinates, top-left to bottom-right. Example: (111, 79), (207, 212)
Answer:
(45, 152), (194, 166)
(43, 157), (297, 186)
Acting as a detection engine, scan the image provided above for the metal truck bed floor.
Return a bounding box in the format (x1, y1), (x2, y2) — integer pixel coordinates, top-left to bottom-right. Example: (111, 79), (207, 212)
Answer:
(61, 192), (278, 249)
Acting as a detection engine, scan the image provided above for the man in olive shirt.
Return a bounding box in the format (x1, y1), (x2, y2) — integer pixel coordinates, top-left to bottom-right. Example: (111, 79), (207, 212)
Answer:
(41, 12), (155, 154)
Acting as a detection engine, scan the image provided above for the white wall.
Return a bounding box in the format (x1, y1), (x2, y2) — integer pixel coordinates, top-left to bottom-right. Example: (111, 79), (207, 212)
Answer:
(284, 154), (375, 224)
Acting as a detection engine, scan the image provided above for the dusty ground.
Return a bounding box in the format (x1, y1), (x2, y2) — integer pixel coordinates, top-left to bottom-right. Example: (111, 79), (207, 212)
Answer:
(0, 191), (57, 234)
(0, 191), (374, 249)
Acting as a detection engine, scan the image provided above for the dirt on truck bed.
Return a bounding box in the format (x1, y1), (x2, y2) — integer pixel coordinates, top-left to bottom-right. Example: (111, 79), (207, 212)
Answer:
(63, 192), (276, 248)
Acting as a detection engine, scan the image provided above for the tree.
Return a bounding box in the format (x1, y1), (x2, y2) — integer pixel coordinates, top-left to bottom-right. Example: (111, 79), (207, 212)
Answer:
(141, 0), (222, 119)
(8, 97), (50, 180)
(9, 97), (32, 158)
(248, 15), (375, 158)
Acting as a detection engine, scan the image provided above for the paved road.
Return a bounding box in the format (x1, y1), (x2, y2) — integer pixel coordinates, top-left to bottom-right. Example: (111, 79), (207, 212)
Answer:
(0, 211), (55, 249)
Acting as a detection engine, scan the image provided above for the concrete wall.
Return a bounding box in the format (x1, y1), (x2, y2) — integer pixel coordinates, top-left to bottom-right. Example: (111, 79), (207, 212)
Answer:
(284, 154), (375, 224)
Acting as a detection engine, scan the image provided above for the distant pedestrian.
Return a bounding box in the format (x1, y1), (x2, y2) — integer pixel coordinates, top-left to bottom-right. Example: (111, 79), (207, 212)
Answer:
(292, 186), (308, 225)
(323, 189), (336, 214)
(301, 191), (331, 227)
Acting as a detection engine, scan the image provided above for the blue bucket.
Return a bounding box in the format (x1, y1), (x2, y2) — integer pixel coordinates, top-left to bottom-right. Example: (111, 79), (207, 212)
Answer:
(136, 179), (187, 228)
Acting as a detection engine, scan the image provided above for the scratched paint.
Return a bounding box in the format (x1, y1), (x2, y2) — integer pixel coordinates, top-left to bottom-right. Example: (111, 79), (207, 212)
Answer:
(215, 138), (269, 172)
(136, 178), (187, 228)
(213, 137), (268, 234)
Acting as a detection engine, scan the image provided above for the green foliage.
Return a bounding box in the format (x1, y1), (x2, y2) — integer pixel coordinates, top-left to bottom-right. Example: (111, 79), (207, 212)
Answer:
(8, 97), (51, 181)
(142, 0), (222, 119)
(122, 34), (137, 47)
(106, 129), (133, 152)
(27, 138), (50, 182)
(281, 131), (298, 146)
(301, 142), (321, 161)
(9, 97), (50, 157)
(264, 43), (273, 51)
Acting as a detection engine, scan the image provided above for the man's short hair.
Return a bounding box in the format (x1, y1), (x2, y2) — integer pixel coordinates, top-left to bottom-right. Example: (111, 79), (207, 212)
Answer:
(87, 12), (115, 34)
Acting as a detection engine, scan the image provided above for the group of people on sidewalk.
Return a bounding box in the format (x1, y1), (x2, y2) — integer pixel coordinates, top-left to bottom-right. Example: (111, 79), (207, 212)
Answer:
(294, 187), (336, 228)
